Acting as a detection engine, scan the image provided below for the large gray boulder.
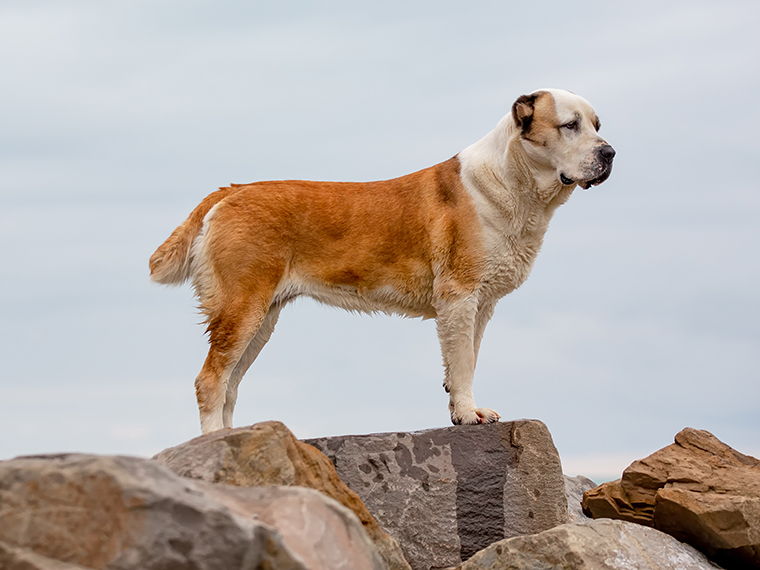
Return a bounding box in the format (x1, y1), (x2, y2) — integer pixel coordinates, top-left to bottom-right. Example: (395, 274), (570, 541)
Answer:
(563, 475), (597, 523)
(0, 453), (384, 570)
(306, 420), (567, 570)
(449, 518), (724, 570)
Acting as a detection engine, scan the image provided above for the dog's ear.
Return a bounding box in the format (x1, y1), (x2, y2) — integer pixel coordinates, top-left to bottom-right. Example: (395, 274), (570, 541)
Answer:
(512, 93), (539, 135)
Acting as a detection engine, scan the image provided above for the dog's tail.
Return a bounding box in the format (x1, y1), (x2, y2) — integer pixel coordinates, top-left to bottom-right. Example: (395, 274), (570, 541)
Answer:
(149, 186), (238, 285)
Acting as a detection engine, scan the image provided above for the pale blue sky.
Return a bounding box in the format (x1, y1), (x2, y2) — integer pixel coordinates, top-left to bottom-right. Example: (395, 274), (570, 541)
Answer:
(1, 0), (758, 481)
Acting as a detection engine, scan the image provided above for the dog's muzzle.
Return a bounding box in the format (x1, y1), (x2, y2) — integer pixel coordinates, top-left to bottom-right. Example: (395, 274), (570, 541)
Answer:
(563, 144), (616, 189)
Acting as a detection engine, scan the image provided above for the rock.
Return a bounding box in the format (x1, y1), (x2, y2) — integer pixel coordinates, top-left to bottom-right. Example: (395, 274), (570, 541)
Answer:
(448, 518), (724, 570)
(198, 483), (386, 570)
(155, 421), (410, 570)
(582, 427), (760, 569)
(563, 475), (596, 523)
(0, 453), (383, 570)
(0, 540), (92, 570)
(306, 420), (568, 570)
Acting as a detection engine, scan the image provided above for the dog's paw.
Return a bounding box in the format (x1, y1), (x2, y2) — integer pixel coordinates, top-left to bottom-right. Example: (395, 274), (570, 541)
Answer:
(452, 407), (501, 425)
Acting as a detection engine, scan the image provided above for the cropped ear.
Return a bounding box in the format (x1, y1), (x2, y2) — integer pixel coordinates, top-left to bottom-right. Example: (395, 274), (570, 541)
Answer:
(512, 93), (540, 136)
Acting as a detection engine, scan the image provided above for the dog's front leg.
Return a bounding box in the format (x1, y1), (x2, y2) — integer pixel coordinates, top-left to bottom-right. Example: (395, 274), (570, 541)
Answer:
(435, 293), (500, 425)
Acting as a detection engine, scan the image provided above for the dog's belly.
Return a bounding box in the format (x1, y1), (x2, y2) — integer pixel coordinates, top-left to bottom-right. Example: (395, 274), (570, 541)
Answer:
(273, 278), (437, 319)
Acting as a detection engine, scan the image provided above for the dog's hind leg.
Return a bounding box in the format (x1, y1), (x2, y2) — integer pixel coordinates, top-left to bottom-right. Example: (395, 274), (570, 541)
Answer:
(194, 292), (276, 434)
(222, 303), (284, 428)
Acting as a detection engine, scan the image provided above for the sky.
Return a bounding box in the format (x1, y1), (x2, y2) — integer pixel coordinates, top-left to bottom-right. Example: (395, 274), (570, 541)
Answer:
(1, 0), (758, 482)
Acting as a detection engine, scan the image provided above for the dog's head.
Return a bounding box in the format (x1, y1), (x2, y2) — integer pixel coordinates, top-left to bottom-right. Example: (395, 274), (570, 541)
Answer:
(512, 89), (615, 190)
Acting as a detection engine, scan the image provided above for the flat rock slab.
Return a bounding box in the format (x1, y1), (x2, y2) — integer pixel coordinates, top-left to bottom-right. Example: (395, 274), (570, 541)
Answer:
(449, 518), (724, 570)
(306, 420), (568, 570)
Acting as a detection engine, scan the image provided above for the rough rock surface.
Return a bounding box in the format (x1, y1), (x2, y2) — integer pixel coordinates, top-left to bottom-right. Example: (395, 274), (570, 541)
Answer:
(0, 540), (92, 570)
(448, 518), (723, 570)
(198, 483), (386, 570)
(582, 427), (760, 569)
(0, 453), (384, 570)
(306, 420), (568, 570)
(563, 475), (596, 523)
(155, 421), (410, 570)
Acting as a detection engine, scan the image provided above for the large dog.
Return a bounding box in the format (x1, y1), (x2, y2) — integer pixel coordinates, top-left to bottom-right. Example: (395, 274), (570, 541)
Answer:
(150, 89), (615, 434)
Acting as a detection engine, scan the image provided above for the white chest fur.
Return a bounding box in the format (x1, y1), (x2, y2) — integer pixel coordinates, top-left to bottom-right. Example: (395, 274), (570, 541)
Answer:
(457, 126), (571, 301)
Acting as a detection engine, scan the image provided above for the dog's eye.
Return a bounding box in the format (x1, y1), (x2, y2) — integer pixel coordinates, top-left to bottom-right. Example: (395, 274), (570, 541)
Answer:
(562, 121), (578, 131)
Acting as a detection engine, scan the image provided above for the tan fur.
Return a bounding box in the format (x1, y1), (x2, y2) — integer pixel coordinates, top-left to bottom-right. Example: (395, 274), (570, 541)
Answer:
(151, 89), (614, 433)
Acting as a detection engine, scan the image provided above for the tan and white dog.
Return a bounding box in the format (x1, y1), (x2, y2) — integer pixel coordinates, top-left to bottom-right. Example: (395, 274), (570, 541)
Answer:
(150, 89), (615, 434)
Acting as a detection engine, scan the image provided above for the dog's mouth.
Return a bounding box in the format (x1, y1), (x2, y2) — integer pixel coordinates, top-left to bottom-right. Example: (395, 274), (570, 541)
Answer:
(561, 164), (613, 190)
(581, 165), (613, 189)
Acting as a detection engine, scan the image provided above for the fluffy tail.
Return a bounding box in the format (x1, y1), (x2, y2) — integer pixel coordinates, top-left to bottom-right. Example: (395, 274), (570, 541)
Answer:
(149, 187), (238, 285)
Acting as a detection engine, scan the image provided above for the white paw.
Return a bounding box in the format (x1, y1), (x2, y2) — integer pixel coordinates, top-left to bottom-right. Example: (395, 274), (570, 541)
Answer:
(452, 407), (501, 425)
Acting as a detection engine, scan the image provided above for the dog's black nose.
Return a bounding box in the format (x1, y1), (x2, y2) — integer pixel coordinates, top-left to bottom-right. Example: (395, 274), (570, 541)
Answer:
(599, 144), (616, 161)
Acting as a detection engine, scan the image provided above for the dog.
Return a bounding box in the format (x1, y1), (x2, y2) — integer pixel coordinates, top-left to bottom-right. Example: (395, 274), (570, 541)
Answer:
(150, 89), (615, 434)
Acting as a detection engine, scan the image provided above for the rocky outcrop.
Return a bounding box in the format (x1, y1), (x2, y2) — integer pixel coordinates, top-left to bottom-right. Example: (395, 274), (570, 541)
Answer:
(0, 453), (385, 570)
(155, 421), (410, 570)
(563, 475), (596, 523)
(447, 518), (723, 570)
(306, 420), (568, 570)
(9, 421), (753, 570)
(582, 427), (760, 569)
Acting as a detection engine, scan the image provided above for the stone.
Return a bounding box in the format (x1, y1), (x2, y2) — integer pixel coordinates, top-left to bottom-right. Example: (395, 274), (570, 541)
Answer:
(563, 475), (596, 523)
(448, 518), (724, 570)
(0, 452), (383, 570)
(0, 540), (92, 570)
(306, 420), (568, 570)
(198, 483), (386, 570)
(582, 427), (760, 569)
(155, 421), (410, 570)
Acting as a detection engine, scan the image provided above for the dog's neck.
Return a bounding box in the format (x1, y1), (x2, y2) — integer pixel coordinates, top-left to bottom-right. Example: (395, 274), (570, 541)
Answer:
(458, 117), (574, 226)
(506, 136), (574, 213)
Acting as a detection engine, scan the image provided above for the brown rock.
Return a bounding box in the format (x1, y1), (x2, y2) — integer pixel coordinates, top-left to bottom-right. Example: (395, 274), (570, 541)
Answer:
(0, 540), (92, 570)
(155, 421), (411, 570)
(582, 427), (760, 569)
(199, 483), (386, 570)
(0, 454), (308, 570)
(581, 478), (654, 526)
